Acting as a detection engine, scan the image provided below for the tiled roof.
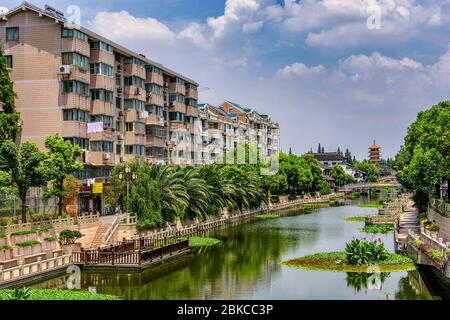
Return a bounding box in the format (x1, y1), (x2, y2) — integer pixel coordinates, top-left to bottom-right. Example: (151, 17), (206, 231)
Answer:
(312, 152), (345, 162)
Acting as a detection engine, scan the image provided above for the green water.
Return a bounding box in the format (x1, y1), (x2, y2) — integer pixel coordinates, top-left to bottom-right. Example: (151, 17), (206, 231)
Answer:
(34, 204), (446, 300)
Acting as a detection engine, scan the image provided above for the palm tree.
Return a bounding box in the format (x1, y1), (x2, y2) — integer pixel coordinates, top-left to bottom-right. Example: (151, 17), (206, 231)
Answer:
(180, 167), (210, 219)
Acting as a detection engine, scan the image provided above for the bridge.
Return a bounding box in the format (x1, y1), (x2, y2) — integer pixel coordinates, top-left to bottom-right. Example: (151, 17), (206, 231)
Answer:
(338, 180), (402, 194)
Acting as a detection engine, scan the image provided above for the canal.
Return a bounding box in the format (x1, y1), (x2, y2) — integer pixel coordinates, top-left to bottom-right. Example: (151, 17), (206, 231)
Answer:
(33, 202), (447, 300)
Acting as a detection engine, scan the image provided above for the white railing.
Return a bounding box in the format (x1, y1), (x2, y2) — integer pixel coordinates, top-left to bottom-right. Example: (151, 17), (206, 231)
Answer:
(0, 254), (72, 284)
(103, 216), (120, 245)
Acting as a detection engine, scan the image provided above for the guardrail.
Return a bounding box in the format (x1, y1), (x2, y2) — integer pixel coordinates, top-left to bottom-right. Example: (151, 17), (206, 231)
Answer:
(103, 216), (120, 245)
(0, 213), (100, 234)
(0, 254), (72, 284)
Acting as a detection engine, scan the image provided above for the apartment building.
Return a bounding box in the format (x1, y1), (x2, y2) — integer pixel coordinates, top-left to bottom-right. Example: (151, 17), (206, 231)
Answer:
(196, 101), (280, 165)
(0, 2), (199, 179)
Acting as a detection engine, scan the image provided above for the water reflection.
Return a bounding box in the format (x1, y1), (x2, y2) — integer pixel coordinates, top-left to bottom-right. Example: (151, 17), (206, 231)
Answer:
(31, 202), (448, 300)
(345, 272), (391, 293)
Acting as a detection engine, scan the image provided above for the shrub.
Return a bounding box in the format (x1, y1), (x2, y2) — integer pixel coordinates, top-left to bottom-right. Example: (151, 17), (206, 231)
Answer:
(270, 195), (280, 203)
(59, 230), (83, 245)
(426, 223), (439, 232)
(414, 239), (424, 247)
(344, 238), (389, 266)
(427, 249), (444, 264)
(16, 240), (40, 247)
(38, 227), (49, 233)
(4, 287), (31, 300)
(419, 212), (428, 221)
(0, 233), (6, 239)
(44, 237), (56, 242)
(446, 248), (450, 257)
(419, 243), (431, 253)
(0, 245), (13, 250)
(10, 230), (36, 236)
(288, 194), (297, 201)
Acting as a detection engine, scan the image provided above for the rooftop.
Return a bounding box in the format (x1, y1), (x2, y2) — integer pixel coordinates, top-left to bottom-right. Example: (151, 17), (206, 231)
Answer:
(310, 152), (345, 162)
(2, 2), (198, 85)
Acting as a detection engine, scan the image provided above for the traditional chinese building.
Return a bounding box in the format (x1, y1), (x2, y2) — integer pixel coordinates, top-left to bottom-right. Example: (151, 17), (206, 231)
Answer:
(368, 141), (381, 165)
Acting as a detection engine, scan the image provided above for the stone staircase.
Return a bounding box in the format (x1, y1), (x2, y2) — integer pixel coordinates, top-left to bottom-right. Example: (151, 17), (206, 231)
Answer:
(90, 223), (109, 249)
(396, 200), (420, 249)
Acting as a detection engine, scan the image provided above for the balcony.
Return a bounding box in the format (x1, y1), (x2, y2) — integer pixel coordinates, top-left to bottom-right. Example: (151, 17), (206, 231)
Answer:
(125, 132), (145, 145)
(124, 85), (146, 101)
(91, 100), (114, 116)
(146, 114), (166, 126)
(124, 64), (146, 79)
(168, 83), (185, 95)
(59, 93), (90, 111)
(89, 49), (114, 66)
(146, 93), (164, 106)
(186, 105), (199, 117)
(168, 101), (186, 113)
(88, 151), (116, 166)
(146, 72), (164, 86)
(61, 122), (88, 139)
(61, 38), (90, 57)
(185, 88), (198, 100)
(90, 75), (114, 91)
(146, 136), (166, 148)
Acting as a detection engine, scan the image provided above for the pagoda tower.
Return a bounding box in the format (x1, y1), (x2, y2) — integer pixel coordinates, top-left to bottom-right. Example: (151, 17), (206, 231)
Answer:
(368, 140), (381, 165)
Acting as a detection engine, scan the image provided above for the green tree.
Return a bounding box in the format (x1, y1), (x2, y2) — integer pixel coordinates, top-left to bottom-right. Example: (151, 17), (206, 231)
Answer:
(301, 154), (326, 193)
(0, 44), (20, 143)
(394, 101), (450, 208)
(42, 134), (84, 216)
(344, 148), (353, 164)
(354, 161), (380, 182)
(0, 141), (47, 223)
(331, 165), (354, 187)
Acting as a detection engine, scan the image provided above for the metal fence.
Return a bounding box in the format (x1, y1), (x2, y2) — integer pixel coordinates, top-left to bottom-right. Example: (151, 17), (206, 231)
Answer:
(0, 194), (58, 218)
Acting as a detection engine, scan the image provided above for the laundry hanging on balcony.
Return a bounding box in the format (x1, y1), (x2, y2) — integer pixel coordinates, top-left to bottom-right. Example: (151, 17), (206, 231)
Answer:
(87, 122), (104, 134)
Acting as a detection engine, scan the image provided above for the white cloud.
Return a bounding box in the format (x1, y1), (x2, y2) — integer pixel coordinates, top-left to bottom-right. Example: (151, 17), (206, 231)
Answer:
(177, 22), (210, 48)
(89, 11), (175, 43)
(276, 63), (325, 78)
(242, 21), (263, 33)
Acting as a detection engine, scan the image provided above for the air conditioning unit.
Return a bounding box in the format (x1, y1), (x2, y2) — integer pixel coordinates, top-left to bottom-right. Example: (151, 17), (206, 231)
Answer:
(117, 133), (124, 140)
(146, 92), (152, 99)
(136, 87), (142, 95)
(117, 87), (123, 93)
(118, 111), (124, 117)
(58, 65), (71, 75)
(117, 64), (123, 71)
(103, 153), (111, 160)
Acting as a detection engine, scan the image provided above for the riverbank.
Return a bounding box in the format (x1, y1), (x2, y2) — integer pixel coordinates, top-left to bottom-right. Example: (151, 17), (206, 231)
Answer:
(282, 252), (416, 272)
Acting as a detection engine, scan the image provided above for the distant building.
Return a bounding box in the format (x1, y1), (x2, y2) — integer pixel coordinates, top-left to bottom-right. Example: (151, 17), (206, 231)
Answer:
(310, 152), (345, 166)
(312, 152), (365, 185)
(368, 141), (381, 165)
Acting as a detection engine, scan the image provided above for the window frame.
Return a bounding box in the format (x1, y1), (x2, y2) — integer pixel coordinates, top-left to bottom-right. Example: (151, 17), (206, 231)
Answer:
(6, 27), (19, 42)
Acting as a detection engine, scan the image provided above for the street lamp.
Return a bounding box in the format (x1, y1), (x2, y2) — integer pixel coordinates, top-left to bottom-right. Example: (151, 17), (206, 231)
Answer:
(118, 164), (137, 213)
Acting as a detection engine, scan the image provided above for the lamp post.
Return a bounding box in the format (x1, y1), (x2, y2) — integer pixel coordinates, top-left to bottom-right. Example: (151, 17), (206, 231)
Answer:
(118, 164), (137, 213)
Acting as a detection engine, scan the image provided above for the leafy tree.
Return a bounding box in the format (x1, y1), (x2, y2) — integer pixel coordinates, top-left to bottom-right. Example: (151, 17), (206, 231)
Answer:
(301, 154), (326, 193)
(344, 148), (353, 164)
(0, 141), (47, 223)
(0, 44), (20, 143)
(43, 134), (84, 216)
(394, 101), (450, 207)
(330, 165), (354, 187)
(354, 161), (380, 182)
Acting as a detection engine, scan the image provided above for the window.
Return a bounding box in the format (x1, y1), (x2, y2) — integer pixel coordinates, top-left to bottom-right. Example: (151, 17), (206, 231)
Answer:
(90, 141), (114, 152)
(169, 112), (185, 122)
(145, 105), (163, 116)
(145, 83), (163, 95)
(169, 77), (185, 85)
(146, 147), (164, 157)
(124, 99), (145, 111)
(63, 109), (89, 122)
(124, 57), (145, 67)
(146, 126), (166, 138)
(135, 122), (145, 134)
(116, 97), (122, 109)
(89, 41), (112, 53)
(185, 98), (197, 106)
(61, 27), (88, 42)
(91, 89), (113, 103)
(186, 83), (197, 91)
(124, 76), (144, 88)
(91, 115), (114, 128)
(5, 55), (12, 69)
(146, 65), (163, 75)
(169, 94), (185, 104)
(62, 80), (89, 96)
(126, 145), (145, 155)
(90, 63), (113, 77)
(62, 52), (89, 70)
(65, 137), (89, 150)
(6, 27), (19, 42)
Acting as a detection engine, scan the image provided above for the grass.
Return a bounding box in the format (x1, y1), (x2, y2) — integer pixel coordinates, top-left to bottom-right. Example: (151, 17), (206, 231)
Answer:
(255, 214), (280, 220)
(344, 216), (366, 222)
(361, 224), (395, 234)
(282, 252), (415, 272)
(0, 289), (119, 300)
(188, 237), (221, 247)
(10, 230), (36, 236)
(358, 204), (383, 208)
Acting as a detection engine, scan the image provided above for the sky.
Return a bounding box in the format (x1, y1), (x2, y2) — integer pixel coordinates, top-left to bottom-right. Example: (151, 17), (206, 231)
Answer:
(2, 0), (450, 160)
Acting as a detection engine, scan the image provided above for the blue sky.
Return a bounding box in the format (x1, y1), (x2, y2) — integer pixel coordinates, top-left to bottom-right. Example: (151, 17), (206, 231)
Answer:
(3, 0), (450, 159)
